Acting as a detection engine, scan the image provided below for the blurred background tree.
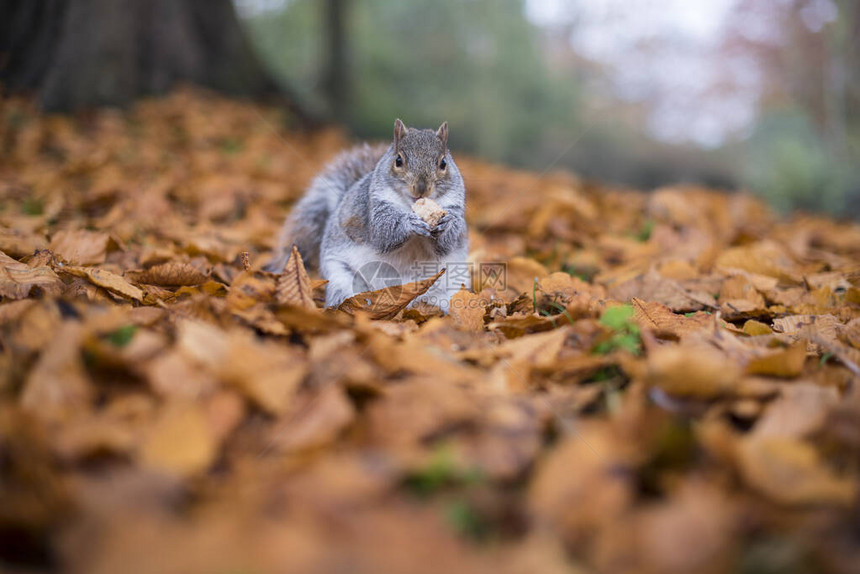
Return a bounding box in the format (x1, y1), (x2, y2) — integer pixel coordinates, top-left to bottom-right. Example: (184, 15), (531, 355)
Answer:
(238, 0), (859, 218)
(0, 0), (312, 123)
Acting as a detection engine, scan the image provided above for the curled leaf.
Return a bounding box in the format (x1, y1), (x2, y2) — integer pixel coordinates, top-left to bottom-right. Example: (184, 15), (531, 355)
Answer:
(338, 269), (445, 320)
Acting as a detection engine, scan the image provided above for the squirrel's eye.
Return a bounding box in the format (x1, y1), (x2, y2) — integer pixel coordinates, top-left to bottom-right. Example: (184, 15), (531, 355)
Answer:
(395, 154), (403, 168)
(439, 158), (447, 170)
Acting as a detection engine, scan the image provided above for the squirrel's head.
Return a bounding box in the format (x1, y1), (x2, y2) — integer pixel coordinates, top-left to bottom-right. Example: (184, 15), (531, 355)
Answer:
(387, 118), (452, 201)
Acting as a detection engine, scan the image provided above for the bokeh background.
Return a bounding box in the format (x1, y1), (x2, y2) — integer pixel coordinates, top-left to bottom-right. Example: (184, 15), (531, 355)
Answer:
(236, 0), (860, 218)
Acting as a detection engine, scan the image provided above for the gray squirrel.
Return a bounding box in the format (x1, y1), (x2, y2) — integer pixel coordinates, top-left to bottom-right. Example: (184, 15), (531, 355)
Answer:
(267, 119), (469, 310)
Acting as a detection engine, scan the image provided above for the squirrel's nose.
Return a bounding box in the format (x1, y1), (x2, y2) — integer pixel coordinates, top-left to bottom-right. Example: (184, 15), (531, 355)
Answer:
(415, 179), (428, 197)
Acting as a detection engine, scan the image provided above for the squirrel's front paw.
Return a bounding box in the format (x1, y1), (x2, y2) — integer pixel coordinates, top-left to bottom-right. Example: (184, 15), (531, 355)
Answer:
(407, 212), (433, 238)
(430, 213), (452, 238)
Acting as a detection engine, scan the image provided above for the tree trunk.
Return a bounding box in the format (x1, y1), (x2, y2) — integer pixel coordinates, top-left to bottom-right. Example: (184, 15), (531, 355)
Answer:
(0, 0), (314, 123)
(323, 0), (350, 123)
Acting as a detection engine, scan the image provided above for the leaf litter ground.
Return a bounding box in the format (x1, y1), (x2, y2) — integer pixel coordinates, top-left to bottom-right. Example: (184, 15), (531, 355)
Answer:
(2, 89), (860, 574)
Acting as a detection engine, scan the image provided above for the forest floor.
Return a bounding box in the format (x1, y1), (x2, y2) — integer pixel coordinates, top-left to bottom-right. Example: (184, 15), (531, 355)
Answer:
(2, 89), (860, 574)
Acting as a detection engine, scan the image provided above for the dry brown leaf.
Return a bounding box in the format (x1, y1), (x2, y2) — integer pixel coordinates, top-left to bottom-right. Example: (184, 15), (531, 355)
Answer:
(0, 251), (63, 299)
(449, 287), (485, 331)
(504, 257), (549, 294)
(138, 401), (217, 477)
(143, 350), (219, 399)
(126, 261), (209, 286)
(632, 298), (715, 340)
(528, 425), (634, 544)
(366, 377), (481, 456)
(275, 245), (315, 310)
(611, 269), (715, 313)
(715, 241), (804, 283)
(205, 390), (246, 443)
(737, 437), (856, 506)
(753, 383), (839, 439)
(840, 318), (860, 349)
(0, 298), (37, 325)
(54, 416), (139, 461)
(538, 272), (596, 302)
(718, 274), (767, 319)
(174, 280), (227, 298)
(745, 341), (807, 378)
(225, 269), (276, 311)
(0, 228), (48, 258)
(488, 314), (559, 338)
(49, 229), (110, 265)
(338, 269), (445, 319)
(634, 481), (738, 574)
(464, 396), (542, 480)
(645, 344), (741, 398)
(176, 320), (306, 415)
(497, 327), (569, 368)
(20, 322), (93, 417)
(59, 264), (144, 301)
(266, 384), (355, 453)
(772, 314), (841, 345)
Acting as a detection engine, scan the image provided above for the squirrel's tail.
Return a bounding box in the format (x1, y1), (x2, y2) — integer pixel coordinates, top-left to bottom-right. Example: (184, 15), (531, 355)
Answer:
(266, 143), (386, 273)
(265, 184), (331, 272)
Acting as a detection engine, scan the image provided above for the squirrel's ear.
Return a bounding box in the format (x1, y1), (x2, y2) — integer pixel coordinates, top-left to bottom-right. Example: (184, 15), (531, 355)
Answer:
(436, 121), (449, 148)
(394, 119), (408, 148)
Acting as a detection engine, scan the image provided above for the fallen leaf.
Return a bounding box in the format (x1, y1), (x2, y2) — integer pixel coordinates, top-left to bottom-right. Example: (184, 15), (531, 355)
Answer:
(143, 350), (219, 399)
(631, 298), (715, 340)
(611, 269), (715, 313)
(449, 287), (485, 331)
(0, 251), (63, 299)
(49, 229), (110, 265)
(20, 322), (93, 418)
(645, 345), (741, 398)
(772, 314), (841, 346)
(504, 257), (549, 294)
(488, 313), (559, 338)
(59, 264), (144, 301)
(528, 426), (633, 546)
(338, 269), (445, 319)
(745, 341), (807, 378)
(718, 275), (767, 319)
(0, 227), (48, 258)
(266, 384), (355, 453)
(275, 245), (315, 309)
(138, 401), (217, 477)
(742, 320), (772, 336)
(753, 383), (839, 439)
(715, 241), (805, 283)
(225, 269), (276, 311)
(176, 319), (306, 415)
(126, 261), (209, 286)
(737, 437), (856, 506)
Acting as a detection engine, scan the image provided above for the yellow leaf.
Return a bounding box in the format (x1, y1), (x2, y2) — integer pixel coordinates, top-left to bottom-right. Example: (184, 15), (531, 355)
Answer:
(742, 320), (772, 336)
